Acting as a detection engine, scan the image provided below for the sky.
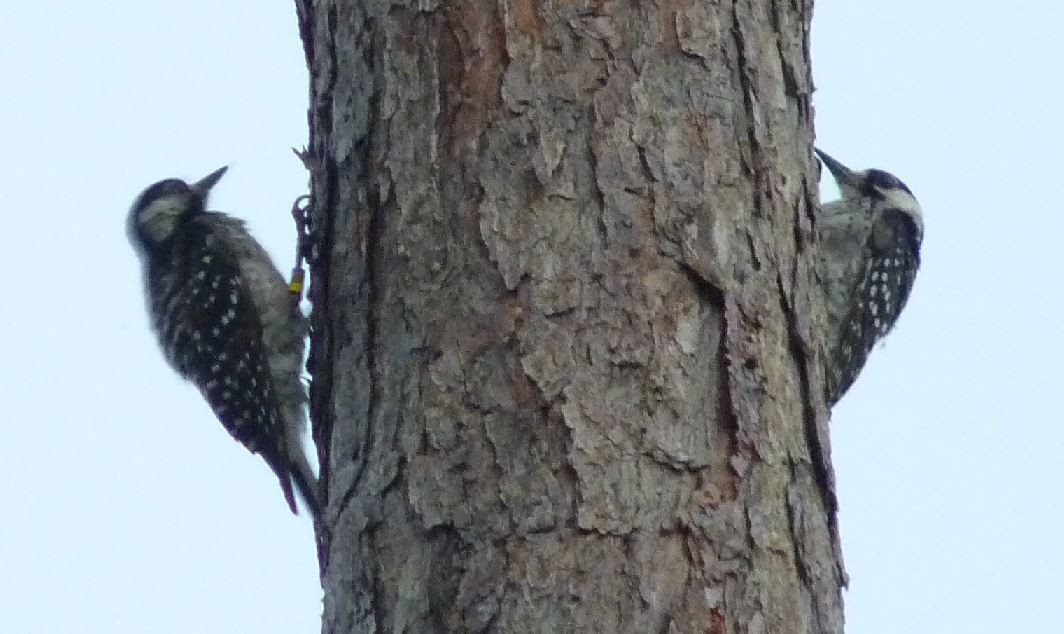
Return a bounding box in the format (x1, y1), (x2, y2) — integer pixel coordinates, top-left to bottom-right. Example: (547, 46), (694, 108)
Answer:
(0, 1), (1060, 633)
(814, 2), (1064, 632)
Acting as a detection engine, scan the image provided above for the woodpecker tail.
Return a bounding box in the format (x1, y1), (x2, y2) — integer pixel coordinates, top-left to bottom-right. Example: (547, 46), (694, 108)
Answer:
(260, 443), (321, 517)
(277, 473), (300, 514)
(259, 447), (301, 514)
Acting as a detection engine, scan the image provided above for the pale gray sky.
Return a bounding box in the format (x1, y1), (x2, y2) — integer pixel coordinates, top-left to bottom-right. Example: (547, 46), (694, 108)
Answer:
(1, 2), (1058, 633)
(815, 2), (1064, 632)
(1, 3), (320, 633)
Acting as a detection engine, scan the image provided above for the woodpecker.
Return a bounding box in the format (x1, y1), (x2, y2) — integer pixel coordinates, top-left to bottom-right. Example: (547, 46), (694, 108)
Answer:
(815, 148), (923, 405)
(127, 167), (319, 517)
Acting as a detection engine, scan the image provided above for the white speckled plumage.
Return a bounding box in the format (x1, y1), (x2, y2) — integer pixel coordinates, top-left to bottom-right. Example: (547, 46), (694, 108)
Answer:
(815, 149), (923, 405)
(127, 167), (318, 517)
(205, 212), (315, 501)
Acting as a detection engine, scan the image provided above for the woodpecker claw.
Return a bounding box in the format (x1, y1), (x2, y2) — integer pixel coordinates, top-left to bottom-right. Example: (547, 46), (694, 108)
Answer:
(291, 194), (310, 229)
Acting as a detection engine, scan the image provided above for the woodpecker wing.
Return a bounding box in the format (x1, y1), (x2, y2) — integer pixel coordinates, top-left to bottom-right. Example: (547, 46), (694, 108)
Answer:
(828, 209), (921, 404)
(160, 225), (300, 513)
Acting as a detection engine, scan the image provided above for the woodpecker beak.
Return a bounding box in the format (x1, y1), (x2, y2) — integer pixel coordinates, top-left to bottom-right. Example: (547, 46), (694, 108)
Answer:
(192, 166), (229, 195)
(814, 148), (858, 187)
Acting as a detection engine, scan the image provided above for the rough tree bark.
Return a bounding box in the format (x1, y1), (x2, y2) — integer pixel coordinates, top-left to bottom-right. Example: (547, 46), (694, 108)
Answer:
(296, 0), (844, 631)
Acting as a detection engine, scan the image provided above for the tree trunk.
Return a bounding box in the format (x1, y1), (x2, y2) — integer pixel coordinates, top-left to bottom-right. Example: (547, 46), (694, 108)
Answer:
(296, 0), (844, 631)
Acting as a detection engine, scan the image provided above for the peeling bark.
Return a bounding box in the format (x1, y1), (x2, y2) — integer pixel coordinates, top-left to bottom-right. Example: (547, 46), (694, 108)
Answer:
(298, 0), (844, 631)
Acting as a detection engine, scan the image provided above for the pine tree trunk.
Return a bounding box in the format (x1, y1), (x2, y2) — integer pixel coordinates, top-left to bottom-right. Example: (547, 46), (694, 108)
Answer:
(297, 0), (844, 631)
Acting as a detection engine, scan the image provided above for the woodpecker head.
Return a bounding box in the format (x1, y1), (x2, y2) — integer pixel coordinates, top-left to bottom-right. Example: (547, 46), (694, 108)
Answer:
(815, 148), (923, 241)
(127, 166), (228, 251)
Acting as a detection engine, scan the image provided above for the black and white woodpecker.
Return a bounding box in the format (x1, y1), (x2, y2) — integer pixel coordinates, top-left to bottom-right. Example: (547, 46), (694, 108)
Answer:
(127, 167), (320, 517)
(815, 149), (924, 406)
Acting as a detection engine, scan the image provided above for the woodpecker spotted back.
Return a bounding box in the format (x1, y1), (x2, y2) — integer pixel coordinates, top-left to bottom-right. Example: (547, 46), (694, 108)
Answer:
(128, 167), (319, 517)
(815, 148), (923, 405)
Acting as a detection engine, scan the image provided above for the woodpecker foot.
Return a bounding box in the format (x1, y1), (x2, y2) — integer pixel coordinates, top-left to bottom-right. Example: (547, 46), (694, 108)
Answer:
(291, 194), (312, 258)
(289, 195), (312, 302)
